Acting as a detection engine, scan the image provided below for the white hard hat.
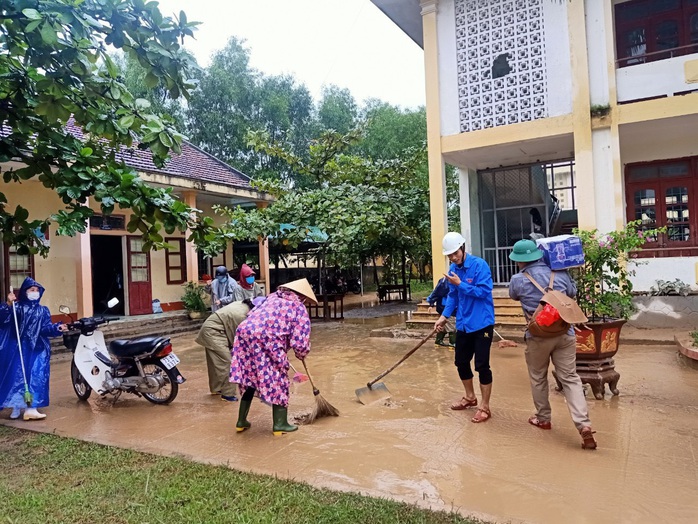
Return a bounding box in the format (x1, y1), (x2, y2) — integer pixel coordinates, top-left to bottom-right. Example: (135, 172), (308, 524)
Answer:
(442, 232), (466, 255)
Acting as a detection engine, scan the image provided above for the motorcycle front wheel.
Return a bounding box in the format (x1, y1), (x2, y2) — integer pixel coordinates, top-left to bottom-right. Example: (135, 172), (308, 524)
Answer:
(141, 361), (178, 404)
(71, 360), (92, 401)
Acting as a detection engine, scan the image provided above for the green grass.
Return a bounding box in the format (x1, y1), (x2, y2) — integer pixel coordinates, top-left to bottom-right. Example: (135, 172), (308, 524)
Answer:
(0, 427), (483, 524)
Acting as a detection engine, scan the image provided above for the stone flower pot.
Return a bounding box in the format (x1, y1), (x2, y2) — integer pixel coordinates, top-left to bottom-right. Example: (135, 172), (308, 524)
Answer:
(575, 318), (627, 360)
(557, 319), (627, 400)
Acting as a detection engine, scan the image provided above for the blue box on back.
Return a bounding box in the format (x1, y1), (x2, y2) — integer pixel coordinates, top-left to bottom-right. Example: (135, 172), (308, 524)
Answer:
(536, 235), (585, 270)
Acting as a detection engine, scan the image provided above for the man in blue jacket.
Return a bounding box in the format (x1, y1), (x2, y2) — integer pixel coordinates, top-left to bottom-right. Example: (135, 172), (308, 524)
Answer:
(434, 232), (495, 423)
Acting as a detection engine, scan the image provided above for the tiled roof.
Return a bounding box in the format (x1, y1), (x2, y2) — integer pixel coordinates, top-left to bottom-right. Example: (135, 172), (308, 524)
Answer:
(63, 119), (252, 189)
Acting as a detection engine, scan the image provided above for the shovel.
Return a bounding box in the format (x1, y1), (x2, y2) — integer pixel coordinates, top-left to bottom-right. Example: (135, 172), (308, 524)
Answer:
(356, 328), (436, 405)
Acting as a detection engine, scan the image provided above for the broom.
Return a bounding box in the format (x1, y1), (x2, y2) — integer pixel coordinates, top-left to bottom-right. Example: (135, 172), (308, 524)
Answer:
(10, 286), (33, 406)
(494, 328), (519, 348)
(300, 358), (339, 422)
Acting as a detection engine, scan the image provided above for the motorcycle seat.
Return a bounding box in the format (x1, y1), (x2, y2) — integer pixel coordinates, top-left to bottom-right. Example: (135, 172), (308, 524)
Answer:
(109, 336), (168, 358)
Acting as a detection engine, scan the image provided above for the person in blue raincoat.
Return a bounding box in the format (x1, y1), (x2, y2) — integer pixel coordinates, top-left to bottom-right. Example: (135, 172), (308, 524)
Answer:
(1, 277), (67, 420)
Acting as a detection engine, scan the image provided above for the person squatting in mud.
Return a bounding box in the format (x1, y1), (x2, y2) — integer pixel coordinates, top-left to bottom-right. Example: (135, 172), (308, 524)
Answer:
(508, 239), (597, 450)
(434, 232), (496, 423)
(230, 278), (317, 436)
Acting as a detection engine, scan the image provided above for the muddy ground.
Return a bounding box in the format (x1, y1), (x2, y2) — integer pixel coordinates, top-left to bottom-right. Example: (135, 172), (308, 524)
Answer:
(2, 313), (698, 523)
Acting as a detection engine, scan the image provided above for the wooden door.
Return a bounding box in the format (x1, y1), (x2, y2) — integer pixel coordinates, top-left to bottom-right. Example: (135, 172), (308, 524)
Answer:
(127, 236), (152, 315)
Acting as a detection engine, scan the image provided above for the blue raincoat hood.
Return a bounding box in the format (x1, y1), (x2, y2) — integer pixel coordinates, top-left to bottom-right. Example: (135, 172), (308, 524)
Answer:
(17, 277), (45, 302)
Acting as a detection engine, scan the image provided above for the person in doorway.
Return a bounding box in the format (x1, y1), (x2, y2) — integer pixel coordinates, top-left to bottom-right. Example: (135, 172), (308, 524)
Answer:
(0, 277), (67, 420)
(194, 297), (266, 401)
(426, 276), (456, 348)
(204, 266), (238, 312)
(434, 232), (495, 423)
(233, 264), (264, 302)
(508, 239), (597, 450)
(231, 278), (316, 436)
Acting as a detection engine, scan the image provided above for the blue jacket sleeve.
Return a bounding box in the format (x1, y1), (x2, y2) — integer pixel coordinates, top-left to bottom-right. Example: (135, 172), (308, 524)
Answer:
(441, 267), (458, 318)
(457, 260), (493, 299)
(39, 307), (62, 338)
(509, 274), (522, 301)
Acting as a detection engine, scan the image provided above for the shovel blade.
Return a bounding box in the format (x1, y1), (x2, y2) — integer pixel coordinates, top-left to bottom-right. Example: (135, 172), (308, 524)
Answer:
(355, 382), (391, 405)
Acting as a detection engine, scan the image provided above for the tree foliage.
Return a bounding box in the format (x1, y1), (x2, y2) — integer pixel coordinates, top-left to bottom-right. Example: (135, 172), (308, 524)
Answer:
(185, 37), (316, 186)
(224, 124), (429, 284)
(0, 0), (223, 256)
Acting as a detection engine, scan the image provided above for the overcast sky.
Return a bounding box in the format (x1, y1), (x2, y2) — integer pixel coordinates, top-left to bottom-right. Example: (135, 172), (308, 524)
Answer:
(155, 0), (426, 109)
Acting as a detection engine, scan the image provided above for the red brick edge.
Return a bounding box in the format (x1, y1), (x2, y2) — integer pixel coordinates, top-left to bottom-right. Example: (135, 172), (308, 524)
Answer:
(674, 335), (698, 362)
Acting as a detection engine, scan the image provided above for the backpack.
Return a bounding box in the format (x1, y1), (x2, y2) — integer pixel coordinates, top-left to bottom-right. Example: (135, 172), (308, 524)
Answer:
(522, 271), (587, 338)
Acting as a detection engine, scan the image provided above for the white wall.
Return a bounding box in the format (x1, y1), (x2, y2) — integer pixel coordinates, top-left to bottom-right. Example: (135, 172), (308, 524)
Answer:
(585, 0), (611, 106)
(437, 0), (459, 136)
(544, 0), (573, 116)
(630, 257), (698, 292)
(617, 54), (698, 103)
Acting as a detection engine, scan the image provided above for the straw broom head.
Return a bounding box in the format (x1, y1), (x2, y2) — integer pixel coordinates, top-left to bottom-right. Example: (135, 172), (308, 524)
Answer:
(300, 359), (339, 423)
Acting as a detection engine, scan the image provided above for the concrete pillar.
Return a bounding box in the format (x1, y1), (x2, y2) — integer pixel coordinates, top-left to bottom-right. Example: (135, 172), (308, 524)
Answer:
(181, 191), (200, 282)
(421, 0), (448, 285)
(76, 225), (92, 318)
(567, 0), (595, 230)
(256, 201), (270, 293)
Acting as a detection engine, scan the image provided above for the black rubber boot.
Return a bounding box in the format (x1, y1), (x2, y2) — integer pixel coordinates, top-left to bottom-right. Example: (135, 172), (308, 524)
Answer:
(272, 405), (297, 436)
(236, 399), (252, 433)
(435, 332), (446, 345)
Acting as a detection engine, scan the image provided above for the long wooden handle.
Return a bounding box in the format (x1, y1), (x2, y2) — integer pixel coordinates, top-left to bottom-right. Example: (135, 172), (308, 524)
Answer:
(367, 329), (437, 388)
(300, 358), (320, 396)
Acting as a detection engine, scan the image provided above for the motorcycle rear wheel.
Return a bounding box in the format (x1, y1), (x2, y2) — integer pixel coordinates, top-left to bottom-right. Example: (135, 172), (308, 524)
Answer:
(141, 361), (178, 404)
(71, 360), (92, 401)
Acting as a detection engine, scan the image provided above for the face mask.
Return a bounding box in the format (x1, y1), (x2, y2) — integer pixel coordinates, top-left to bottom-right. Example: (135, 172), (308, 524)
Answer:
(216, 275), (227, 282)
(245, 276), (255, 285)
(26, 291), (40, 301)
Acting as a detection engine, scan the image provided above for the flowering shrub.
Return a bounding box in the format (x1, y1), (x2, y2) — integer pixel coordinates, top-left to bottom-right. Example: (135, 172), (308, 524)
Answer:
(571, 220), (665, 321)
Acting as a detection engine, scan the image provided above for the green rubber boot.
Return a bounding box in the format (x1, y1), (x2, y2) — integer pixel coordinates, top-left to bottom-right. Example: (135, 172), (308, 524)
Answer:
(435, 332), (446, 346)
(272, 405), (297, 436)
(448, 332), (456, 347)
(236, 399), (252, 433)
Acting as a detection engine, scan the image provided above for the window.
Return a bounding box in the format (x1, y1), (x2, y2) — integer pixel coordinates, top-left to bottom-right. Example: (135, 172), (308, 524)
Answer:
(4, 245), (35, 291)
(165, 238), (186, 285)
(626, 157), (698, 256)
(615, 0), (698, 67)
(197, 250), (226, 280)
(544, 160), (577, 211)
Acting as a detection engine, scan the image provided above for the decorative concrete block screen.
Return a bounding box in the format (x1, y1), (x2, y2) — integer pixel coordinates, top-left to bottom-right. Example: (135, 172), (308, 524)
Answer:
(455, 0), (548, 133)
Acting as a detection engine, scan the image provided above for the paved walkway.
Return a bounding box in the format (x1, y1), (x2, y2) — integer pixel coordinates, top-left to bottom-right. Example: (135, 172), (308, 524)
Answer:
(2, 310), (697, 523)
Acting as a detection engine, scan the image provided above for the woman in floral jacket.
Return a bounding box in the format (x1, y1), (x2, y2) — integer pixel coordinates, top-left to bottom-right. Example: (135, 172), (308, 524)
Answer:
(230, 278), (317, 435)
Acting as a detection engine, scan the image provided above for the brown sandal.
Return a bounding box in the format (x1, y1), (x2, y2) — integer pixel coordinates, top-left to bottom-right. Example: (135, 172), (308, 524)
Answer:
(471, 408), (491, 423)
(528, 416), (552, 430)
(450, 396), (477, 410)
(580, 427), (597, 450)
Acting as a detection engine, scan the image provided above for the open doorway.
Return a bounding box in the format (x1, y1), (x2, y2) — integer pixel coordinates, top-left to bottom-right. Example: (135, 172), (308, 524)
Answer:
(91, 235), (125, 316)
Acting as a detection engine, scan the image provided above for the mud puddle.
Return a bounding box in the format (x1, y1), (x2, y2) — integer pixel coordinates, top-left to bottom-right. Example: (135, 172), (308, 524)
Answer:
(3, 324), (698, 523)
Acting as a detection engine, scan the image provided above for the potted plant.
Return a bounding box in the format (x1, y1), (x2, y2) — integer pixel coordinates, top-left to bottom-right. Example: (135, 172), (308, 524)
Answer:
(181, 281), (208, 319)
(571, 220), (665, 360)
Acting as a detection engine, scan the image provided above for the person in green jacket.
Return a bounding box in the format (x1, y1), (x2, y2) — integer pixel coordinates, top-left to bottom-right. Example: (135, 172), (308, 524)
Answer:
(194, 297), (266, 402)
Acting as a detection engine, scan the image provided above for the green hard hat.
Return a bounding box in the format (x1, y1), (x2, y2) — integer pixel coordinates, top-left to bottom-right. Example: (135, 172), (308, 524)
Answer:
(509, 239), (544, 262)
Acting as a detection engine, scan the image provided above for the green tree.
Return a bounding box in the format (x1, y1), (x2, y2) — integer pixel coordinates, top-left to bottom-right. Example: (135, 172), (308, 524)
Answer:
(230, 128), (429, 287)
(113, 51), (187, 130)
(0, 0), (221, 256)
(185, 37), (315, 185)
(317, 85), (358, 135)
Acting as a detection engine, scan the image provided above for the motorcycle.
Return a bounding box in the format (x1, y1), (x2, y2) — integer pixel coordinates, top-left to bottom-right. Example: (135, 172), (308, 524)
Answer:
(59, 299), (180, 405)
(346, 276), (361, 294)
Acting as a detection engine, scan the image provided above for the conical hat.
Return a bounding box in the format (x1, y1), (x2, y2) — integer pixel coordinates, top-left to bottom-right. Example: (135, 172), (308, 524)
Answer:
(279, 278), (318, 305)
